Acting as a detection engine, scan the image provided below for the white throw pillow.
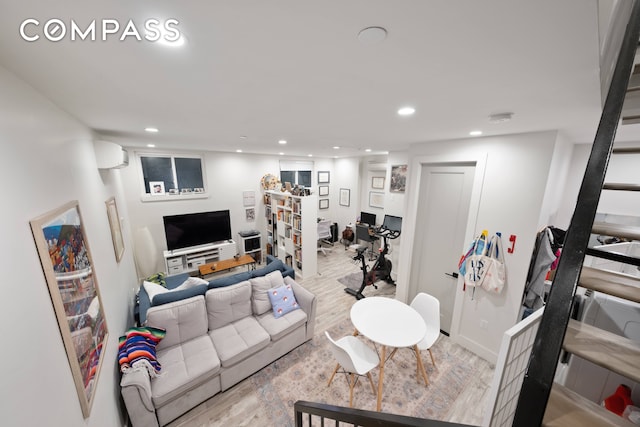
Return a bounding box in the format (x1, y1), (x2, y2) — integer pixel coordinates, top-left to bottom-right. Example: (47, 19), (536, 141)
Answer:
(143, 281), (169, 303)
(174, 276), (208, 291)
(250, 270), (285, 315)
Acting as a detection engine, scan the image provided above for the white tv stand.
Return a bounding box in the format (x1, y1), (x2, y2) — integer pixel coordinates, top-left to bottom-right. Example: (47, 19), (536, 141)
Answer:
(163, 240), (236, 275)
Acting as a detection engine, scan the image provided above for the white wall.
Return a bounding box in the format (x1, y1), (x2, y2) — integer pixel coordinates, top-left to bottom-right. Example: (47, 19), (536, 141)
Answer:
(0, 67), (136, 426)
(331, 157), (360, 231)
(396, 131), (560, 362)
(119, 151), (342, 276)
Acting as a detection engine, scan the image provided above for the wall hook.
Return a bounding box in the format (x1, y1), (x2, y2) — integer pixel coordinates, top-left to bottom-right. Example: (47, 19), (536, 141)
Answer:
(508, 234), (516, 253)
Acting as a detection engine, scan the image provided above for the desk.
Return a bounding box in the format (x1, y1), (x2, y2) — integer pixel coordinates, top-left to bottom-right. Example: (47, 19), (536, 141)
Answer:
(198, 254), (256, 277)
(350, 297), (428, 411)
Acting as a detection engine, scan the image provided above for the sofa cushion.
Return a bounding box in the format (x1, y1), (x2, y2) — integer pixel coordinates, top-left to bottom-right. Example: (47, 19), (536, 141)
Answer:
(146, 296), (209, 351)
(250, 270), (285, 315)
(205, 281), (252, 330)
(208, 271), (253, 289)
(256, 307), (308, 341)
(152, 335), (221, 407)
(208, 316), (270, 367)
(151, 284), (208, 307)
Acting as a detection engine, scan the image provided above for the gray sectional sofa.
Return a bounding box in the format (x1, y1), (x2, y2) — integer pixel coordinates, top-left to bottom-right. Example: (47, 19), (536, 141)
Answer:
(121, 257), (316, 427)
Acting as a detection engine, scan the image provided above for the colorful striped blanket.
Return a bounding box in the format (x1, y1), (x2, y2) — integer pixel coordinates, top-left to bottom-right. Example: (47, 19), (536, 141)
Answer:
(118, 326), (166, 378)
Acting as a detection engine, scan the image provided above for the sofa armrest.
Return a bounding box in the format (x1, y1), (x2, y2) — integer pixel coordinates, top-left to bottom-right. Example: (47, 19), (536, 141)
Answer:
(285, 276), (316, 340)
(121, 368), (159, 427)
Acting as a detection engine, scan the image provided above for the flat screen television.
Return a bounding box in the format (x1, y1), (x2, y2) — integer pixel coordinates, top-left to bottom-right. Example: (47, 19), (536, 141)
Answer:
(360, 211), (376, 226)
(163, 210), (232, 251)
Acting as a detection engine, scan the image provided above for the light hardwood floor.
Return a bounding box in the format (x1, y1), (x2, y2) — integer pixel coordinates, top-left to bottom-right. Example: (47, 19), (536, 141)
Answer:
(166, 243), (495, 427)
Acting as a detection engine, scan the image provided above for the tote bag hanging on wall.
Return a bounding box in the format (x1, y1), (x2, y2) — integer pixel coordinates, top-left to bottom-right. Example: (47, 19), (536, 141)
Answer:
(481, 234), (506, 294)
(463, 234), (489, 289)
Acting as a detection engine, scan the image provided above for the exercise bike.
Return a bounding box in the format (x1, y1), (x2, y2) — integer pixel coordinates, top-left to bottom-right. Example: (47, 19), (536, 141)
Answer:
(345, 215), (402, 299)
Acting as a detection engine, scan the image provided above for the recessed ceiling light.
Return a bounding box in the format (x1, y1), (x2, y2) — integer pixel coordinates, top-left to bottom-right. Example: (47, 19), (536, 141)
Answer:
(278, 140), (287, 145)
(489, 112), (514, 123)
(146, 144), (156, 148)
(333, 146), (340, 150)
(365, 148), (372, 152)
(279, 152), (284, 156)
(145, 127), (159, 133)
(308, 154), (313, 157)
(236, 149), (242, 153)
(398, 107), (416, 116)
(469, 130), (483, 136)
(240, 135), (247, 139)
(357, 26), (387, 44)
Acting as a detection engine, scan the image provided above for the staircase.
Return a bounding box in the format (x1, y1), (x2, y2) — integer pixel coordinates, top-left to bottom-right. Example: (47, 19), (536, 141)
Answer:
(513, 1), (640, 425)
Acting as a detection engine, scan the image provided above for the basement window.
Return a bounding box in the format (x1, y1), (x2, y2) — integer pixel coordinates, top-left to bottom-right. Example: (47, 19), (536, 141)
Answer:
(139, 153), (207, 201)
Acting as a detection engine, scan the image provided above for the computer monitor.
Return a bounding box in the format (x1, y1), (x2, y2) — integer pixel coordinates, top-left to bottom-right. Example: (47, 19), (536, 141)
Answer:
(360, 211), (376, 226)
(382, 214), (402, 232)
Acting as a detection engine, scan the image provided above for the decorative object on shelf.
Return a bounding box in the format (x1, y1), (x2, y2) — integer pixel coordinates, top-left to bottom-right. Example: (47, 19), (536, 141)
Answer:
(246, 207), (256, 222)
(260, 173), (279, 190)
(369, 191), (384, 208)
(149, 181), (165, 195)
(339, 188), (350, 207)
(318, 171), (330, 184)
(30, 200), (109, 418)
(105, 197), (124, 262)
(319, 199), (329, 209)
(372, 176), (385, 189)
(390, 165), (407, 192)
(319, 185), (329, 196)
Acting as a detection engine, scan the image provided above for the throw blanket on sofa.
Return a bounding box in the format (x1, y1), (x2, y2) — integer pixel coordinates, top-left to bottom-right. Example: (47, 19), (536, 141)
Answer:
(118, 327), (166, 378)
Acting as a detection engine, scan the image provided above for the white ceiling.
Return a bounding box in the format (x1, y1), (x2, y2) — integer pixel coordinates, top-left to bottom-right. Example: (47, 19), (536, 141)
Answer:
(0, 1), (628, 158)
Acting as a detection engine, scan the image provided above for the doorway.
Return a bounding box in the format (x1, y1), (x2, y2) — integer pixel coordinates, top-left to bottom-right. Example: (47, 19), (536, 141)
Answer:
(410, 164), (475, 334)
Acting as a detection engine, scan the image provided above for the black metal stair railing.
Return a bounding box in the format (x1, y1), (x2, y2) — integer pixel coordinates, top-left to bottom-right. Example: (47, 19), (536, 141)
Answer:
(512, 1), (640, 426)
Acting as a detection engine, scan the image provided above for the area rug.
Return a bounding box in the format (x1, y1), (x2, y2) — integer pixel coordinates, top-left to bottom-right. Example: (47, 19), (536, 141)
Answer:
(251, 318), (476, 426)
(337, 271), (363, 291)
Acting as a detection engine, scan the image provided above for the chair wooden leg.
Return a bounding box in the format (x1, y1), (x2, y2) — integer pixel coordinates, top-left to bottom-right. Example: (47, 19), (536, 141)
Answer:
(428, 348), (437, 369)
(414, 345), (429, 385)
(367, 372), (377, 395)
(328, 363), (339, 386)
(388, 347), (398, 360)
(349, 373), (355, 407)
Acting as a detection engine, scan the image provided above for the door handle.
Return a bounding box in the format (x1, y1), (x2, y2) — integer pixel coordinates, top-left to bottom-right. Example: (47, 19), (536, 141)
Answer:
(445, 272), (459, 279)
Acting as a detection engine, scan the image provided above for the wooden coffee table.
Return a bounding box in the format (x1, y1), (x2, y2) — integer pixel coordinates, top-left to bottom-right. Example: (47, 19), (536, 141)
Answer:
(198, 254), (257, 277)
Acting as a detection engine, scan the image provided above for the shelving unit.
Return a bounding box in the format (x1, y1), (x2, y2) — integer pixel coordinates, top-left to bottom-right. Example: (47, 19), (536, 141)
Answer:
(163, 240), (236, 275)
(238, 231), (262, 263)
(265, 190), (317, 278)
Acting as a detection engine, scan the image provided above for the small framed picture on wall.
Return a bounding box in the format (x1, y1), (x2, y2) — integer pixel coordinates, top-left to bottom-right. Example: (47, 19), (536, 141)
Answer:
(319, 185), (329, 196)
(371, 176), (385, 189)
(318, 171), (330, 184)
(319, 199), (329, 209)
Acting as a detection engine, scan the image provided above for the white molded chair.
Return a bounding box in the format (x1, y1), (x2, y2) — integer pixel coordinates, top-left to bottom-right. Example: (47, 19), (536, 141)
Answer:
(317, 220), (333, 255)
(410, 292), (441, 369)
(325, 331), (379, 407)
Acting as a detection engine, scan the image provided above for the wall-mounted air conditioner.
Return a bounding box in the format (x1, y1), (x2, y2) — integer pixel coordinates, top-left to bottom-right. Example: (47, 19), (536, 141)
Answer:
(94, 140), (129, 169)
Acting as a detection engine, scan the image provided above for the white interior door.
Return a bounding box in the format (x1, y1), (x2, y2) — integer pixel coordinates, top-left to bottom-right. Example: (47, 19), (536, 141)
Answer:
(411, 164), (475, 334)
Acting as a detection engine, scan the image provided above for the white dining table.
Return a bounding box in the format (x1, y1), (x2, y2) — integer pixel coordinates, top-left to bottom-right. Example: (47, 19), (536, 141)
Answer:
(350, 296), (428, 411)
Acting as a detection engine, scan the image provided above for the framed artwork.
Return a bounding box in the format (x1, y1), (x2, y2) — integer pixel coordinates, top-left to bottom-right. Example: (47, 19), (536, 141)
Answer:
(149, 181), (165, 195)
(243, 190), (256, 207)
(105, 197), (124, 263)
(390, 165), (408, 192)
(245, 207), (256, 222)
(372, 176), (385, 189)
(369, 191), (385, 208)
(339, 188), (350, 207)
(318, 171), (330, 184)
(319, 199), (329, 209)
(30, 201), (109, 418)
(318, 185), (329, 196)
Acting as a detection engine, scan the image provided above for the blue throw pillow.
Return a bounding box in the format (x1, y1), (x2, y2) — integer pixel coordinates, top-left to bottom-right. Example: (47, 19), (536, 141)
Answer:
(267, 284), (299, 318)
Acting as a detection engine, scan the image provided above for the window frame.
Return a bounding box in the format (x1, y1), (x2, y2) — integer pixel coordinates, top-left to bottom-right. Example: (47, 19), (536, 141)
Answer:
(137, 151), (208, 202)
